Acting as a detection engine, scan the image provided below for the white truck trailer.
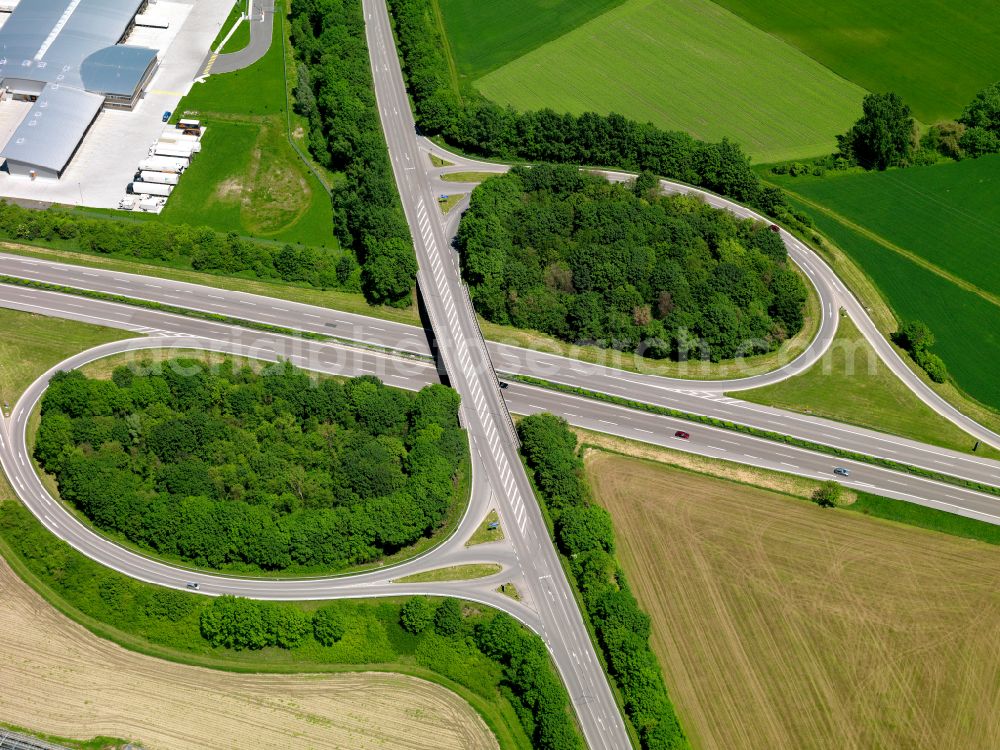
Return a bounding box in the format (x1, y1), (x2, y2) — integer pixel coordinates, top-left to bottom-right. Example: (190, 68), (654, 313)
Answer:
(152, 143), (196, 159)
(138, 170), (180, 185)
(138, 156), (188, 173)
(130, 182), (173, 198)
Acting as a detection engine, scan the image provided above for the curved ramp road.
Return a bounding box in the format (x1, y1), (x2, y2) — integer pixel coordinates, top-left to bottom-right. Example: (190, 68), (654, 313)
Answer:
(208, 0), (276, 75)
(0, 335), (538, 622)
(0, 1), (998, 747)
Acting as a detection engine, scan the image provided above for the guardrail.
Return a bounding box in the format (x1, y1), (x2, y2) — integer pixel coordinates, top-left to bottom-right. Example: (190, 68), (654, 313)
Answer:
(453, 261), (520, 447)
(0, 729), (71, 750)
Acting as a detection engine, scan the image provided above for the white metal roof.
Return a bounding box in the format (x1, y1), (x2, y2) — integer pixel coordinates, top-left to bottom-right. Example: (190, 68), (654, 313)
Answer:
(0, 83), (103, 173)
(0, 0), (155, 96)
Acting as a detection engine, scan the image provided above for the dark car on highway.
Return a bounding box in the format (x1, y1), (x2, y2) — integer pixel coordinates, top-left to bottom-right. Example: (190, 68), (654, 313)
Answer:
(162, 110), (172, 122)
(674, 430), (690, 439)
(833, 467), (850, 477)
(769, 223), (780, 233)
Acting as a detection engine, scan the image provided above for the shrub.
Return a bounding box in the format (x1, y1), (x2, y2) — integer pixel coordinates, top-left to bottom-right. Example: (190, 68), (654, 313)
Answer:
(433, 598), (463, 637)
(812, 480), (842, 508)
(312, 605), (346, 645)
(400, 597), (434, 634)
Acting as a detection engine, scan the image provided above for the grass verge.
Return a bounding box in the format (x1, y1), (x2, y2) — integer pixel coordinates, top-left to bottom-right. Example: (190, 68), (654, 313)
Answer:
(0, 502), (529, 749)
(395, 564), (502, 583)
(496, 583), (520, 601)
(440, 171), (500, 182)
(578, 428), (1000, 547)
(438, 193), (465, 213)
(0, 275), (331, 343)
(737, 315), (998, 457)
(508, 373), (1000, 495)
(771, 157), (1000, 412)
(466, 510), (503, 546)
(0, 308), (134, 407)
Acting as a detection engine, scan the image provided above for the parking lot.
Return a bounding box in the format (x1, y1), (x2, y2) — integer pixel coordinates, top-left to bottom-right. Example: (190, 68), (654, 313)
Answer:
(0, 0), (234, 208)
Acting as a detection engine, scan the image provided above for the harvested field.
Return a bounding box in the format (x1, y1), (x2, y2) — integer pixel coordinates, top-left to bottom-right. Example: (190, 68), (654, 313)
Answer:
(0, 554), (497, 750)
(586, 451), (1000, 750)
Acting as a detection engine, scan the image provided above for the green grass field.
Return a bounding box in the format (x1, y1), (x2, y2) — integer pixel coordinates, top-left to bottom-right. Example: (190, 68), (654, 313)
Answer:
(165, 2), (336, 247)
(0, 308), (134, 406)
(436, 0), (625, 80)
(737, 316), (992, 455)
(470, 0), (865, 163)
(710, 0), (1000, 124)
(219, 16), (250, 54)
(777, 156), (1000, 297)
(773, 156), (1000, 410)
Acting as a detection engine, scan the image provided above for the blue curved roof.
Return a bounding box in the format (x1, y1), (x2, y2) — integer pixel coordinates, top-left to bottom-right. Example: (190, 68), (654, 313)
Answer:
(0, 0), (155, 96)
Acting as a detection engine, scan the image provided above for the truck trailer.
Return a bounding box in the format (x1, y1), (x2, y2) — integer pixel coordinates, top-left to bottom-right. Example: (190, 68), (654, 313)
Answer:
(138, 170), (180, 185)
(152, 143), (196, 159)
(130, 181), (173, 197)
(138, 156), (188, 173)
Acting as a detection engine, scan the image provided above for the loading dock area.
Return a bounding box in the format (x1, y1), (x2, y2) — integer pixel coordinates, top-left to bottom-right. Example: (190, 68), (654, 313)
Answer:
(0, 0), (234, 207)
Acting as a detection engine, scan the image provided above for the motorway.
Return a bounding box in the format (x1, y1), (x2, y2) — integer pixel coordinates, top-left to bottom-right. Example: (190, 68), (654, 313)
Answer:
(1, 1), (999, 747)
(3, 284), (1000, 528)
(3, 257), (999, 490)
(362, 1), (631, 744)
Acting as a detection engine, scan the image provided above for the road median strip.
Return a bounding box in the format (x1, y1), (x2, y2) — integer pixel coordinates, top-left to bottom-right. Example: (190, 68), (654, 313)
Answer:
(0, 275), (433, 362)
(504, 373), (1000, 498)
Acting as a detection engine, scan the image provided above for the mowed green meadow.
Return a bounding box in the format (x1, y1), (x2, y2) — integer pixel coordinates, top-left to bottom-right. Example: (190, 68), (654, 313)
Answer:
(468, 0), (865, 163)
(436, 0), (625, 80)
(775, 156), (1000, 410)
(164, 0), (336, 248)
(710, 0), (1000, 124)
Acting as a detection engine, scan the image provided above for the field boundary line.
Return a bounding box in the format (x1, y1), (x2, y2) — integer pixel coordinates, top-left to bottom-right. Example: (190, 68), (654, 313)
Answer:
(786, 189), (1000, 310)
(428, 0), (464, 101)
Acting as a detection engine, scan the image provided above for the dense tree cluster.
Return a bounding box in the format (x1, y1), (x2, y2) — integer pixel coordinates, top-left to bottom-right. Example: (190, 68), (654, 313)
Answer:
(397, 594), (582, 749)
(786, 82), (1000, 175)
(519, 414), (688, 750)
(892, 319), (948, 383)
(386, 0), (784, 214)
(0, 200), (353, 288)
(290, 0), (417, 306)
(957, 81), (1000, 157)
(35, 359), (467, 573)
(836, 92), (916, 170)
(457, 166), (806, 362)
(200, 595), (313, 650)
(474, 612), (583, 750)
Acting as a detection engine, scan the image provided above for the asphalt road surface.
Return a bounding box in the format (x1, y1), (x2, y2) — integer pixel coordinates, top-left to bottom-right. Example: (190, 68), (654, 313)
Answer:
(3, 283), (998, 527)
(361, 1), (631, 745)
(3, 259), (998, 491)
(2, 1), (999, 747)
(204, 0), (275, 75)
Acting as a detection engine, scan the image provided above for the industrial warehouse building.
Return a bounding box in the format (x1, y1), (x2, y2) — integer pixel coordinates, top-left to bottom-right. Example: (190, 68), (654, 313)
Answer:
(0, 0), (161, 179)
